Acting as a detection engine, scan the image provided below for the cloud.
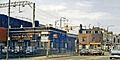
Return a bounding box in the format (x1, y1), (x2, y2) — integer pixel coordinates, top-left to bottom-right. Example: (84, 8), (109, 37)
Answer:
(0, 0), (120, 34)
(75, 1), (94, 7)
(38, 5), (66, 11)
(58, 9), (110, 20)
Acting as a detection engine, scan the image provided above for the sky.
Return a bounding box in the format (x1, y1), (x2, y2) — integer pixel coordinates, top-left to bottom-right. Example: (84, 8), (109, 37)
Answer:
(0, 0), (120, 34)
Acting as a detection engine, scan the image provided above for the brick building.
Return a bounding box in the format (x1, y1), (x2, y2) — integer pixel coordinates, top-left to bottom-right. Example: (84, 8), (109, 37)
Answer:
(78, 24), (103, 49)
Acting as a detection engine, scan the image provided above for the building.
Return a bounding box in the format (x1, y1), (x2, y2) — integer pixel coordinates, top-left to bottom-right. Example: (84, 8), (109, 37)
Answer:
(0, 14), (78, 58)
(0, 14), (41, 28)
(112, 34), (120, 47)
(78, 24), (103, 50)
(102, 29), (114, 51)
(8, 27), (77, 57)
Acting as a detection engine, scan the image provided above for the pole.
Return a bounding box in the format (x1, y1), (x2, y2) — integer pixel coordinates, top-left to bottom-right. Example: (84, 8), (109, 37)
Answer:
(55, 20), (57, 28)
(6, 0), (10, 60)
(60, 17), (62, 29)
(46, 40), (50, 57)
(33, 3), (35, 28)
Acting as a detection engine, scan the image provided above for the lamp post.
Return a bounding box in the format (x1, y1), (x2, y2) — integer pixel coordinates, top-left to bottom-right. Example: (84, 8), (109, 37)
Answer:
(6, 0), (10, 60)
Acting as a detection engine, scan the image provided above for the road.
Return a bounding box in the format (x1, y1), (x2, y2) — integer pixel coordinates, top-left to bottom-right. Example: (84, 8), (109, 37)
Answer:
(44, 56), (110, 60)
(2, 56), (112, 60)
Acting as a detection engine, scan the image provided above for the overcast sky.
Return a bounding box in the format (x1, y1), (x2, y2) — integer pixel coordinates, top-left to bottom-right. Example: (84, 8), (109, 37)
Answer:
(0, 0), (120, 34)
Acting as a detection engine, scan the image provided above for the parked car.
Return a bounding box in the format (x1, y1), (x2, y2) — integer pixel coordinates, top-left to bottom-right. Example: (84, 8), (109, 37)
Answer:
(89, 49), (104, 55)
(110, 45), (120, 60)
(79, 49), (89, 55)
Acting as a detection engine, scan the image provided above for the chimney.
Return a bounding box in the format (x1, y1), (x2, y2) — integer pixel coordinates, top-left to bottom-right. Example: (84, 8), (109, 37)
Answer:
(80, 24), (82, 30)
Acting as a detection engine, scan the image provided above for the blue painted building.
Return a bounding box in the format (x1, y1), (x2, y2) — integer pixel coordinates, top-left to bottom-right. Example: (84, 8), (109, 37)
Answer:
(0, 14), (40, 28)
(67, 33), (77, 52)
(7, 27), (67, 56)
(0, 14), (78, 58)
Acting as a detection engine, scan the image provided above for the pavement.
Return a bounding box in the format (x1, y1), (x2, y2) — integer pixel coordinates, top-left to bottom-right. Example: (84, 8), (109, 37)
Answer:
(1, 54), (70, 60)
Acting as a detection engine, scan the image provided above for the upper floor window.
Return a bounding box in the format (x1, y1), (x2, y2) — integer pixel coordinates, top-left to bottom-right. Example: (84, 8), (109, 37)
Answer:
(86, 31), (88, 34)
(82, 37), (86, 42)
(114, 38), (116, 43)
(95, 31), (98, 34)
(83, 31), (86, 34)
(118, 39), (120, 43)
(79, 30), (82, 33)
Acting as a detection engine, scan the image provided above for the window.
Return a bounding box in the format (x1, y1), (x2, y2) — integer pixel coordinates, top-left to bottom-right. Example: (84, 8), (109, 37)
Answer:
(95, 31), (98, 34)
(82, 45), (86, 49)
(90, 45), (94, 49)
(89, 31), (91, 34)
(86, 31), (88, 34)
(82, 37), (86, 42)
(118, 39), (120, 43)
(79, 30), (82, 33)
(82, 39), (85, 42)
(98, 45), (101, 47)
(114, 38), (116, 43)
(83, 31), (86, 34)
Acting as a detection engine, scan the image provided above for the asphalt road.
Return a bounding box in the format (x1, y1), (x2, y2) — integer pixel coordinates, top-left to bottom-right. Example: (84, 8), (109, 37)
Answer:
(2, 56), (111, 60)
(45, 56), (110, 60)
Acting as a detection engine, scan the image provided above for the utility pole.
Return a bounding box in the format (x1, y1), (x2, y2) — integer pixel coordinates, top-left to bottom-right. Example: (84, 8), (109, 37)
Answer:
(0, 1), (35, 27)
(0, 1), (35, 59)
(32, 3), (35, 28)
(6, 0), (10, 60)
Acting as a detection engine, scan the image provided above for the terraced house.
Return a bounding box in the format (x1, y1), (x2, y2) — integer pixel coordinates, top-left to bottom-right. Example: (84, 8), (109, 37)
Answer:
(78, 24), (103, 50)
